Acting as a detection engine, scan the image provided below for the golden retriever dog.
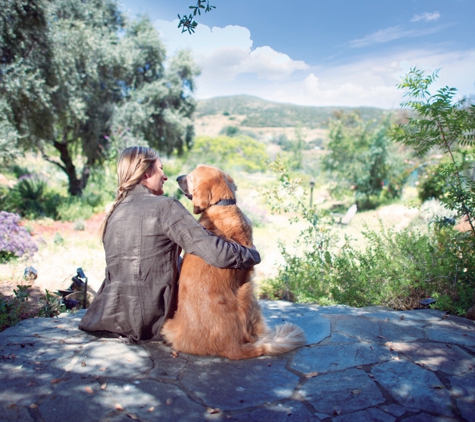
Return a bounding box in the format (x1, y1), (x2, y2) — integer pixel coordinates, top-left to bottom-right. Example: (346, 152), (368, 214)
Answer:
(161, 165), (306, 360)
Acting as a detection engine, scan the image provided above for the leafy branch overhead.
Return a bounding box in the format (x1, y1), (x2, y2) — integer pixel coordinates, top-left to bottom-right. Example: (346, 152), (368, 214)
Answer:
(178, 0), (216, 34)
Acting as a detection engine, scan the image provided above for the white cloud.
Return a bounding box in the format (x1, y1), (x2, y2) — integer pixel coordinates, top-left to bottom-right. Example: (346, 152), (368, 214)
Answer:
(412, 12), (441, 22)
(260, 49), (475, 108)
(154, 19), (307, 82)
(154, 19), (475, 109)
(349, 25), (444, 48)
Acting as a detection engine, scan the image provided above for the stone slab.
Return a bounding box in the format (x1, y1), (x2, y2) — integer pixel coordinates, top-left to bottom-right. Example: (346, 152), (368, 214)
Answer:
(333, 315), (425, 343)
(390, 342), (475, 375)
(447, 373), (475, 422)
(299, 368), (385, 415)
(371, 360), (453, 417)
(291, 343), (394, 374)
(180, 356), (299, 411)
(226, 401), (317, 421)
(260, 301), (330, 345)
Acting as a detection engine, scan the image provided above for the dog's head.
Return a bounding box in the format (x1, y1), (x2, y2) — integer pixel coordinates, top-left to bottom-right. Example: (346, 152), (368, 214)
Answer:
(177, 165), (237, 214)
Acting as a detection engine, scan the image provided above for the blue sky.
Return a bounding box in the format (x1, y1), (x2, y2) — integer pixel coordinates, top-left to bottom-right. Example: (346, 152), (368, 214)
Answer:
(119, 0), (475, 109)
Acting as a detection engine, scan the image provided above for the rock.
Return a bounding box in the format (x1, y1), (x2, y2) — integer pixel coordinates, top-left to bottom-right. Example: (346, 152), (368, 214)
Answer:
(466, 305), (475, 321)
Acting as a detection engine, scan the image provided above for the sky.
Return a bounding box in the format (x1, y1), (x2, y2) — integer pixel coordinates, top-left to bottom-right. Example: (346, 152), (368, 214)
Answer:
(119, 0), (475, 109)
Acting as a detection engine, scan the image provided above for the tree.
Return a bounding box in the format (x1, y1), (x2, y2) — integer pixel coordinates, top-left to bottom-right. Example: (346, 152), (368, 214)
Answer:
(0, 0), (200, 195)
(392, 68), (475, 234)
(322, 112), (403, 209)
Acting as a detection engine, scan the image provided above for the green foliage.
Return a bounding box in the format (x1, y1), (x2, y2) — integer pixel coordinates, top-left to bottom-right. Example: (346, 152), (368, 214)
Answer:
(220, 126), (241, 137)
(0, 285), (31, 331)
(2, 174), (57, 219)
(262, 160), (475, 316)
(417, 164), (448, 202)
(1, 0), (200, 196)
(276, 127), (307, 170)
(74, 219), (86, 231)
(56, 199), (94, 222)
(178, 0), (216, 34)
(323, 112), (406, 210)
(392, 68), (475, 235)
(38, 289), (66, 318)
(188, 135), (269, 172)
(53, 232), (64, 245)
(1, 168), (113, 221)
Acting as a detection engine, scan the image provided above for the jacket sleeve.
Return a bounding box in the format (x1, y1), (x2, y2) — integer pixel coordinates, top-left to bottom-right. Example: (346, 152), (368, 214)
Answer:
(161, 199), (261, 270)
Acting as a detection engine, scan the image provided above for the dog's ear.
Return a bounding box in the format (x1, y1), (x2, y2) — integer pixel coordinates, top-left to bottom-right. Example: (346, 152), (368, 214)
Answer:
(225, 173), (237, 192)
(192, 179), (211, 214)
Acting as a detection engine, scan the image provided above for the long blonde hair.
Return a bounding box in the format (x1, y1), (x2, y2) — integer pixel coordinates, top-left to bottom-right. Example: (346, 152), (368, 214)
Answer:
(100, 146), (159, 240)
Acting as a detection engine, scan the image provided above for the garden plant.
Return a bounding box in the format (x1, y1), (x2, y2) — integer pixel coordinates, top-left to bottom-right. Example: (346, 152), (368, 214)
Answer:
(262, 69), (475, 316)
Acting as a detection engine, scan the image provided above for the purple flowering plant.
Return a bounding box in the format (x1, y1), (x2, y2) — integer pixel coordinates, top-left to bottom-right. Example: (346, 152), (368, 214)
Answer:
(0, 211), (38, 261)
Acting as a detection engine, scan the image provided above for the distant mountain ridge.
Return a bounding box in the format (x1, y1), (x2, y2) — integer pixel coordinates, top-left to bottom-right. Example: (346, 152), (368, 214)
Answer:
(196, 95), (403, 128)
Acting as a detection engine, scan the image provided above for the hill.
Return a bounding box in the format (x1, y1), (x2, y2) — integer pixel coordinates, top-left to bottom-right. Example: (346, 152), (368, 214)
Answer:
(196, 95), (405, 128)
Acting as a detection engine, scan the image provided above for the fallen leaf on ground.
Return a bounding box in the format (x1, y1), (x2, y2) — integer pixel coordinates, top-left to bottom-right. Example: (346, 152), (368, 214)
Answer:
(333, 407), (342, 415)
(29, 404), (38, 409)
(115, 403), (124, 411)
(85, 386), (93, 394)
(126, 413), (139, 420)
(50, 378), (65, 384)
(81, 362), (87, 367)
(352, 390), (361, 395)
(166, 398), (173, 405)
(101, 383), (107, 390)
(148, 407), (154, 412)
(100, 367), (106, 371)
(207, 407), (220, 414)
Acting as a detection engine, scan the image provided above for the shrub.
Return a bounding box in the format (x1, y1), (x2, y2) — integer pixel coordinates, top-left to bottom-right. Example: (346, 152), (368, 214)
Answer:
(0, 211), (38, 262)
(188, 135), (269, 172)
(38, 289), (66, 318)
(56, 197), (94, 221)
(417, 165), (448, 202)
(2, 174), (62, 219)
(262, 160), (475, 315)
(0, 285), (31, 331)
(74, 219), (86, 231)
(266, 223), (475, 314)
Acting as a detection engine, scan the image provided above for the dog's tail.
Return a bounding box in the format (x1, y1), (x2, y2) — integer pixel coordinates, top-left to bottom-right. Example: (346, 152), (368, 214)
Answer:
(256, 323), (306, 355)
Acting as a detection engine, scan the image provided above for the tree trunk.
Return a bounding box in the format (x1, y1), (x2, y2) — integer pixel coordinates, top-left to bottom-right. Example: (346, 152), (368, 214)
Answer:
(53, 140), (84, 196)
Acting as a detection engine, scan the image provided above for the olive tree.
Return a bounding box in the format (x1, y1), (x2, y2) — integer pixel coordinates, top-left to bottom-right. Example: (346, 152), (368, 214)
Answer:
(1, 0), (199, 195)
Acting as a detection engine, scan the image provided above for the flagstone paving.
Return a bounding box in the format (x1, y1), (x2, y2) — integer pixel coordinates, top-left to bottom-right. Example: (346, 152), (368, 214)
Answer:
(1, 301), (474, 421)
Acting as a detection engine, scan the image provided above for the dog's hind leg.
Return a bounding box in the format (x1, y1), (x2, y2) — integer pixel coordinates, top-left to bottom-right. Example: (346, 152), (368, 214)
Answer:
(236, 283), (268, 343)
(223, 342), (267, 360)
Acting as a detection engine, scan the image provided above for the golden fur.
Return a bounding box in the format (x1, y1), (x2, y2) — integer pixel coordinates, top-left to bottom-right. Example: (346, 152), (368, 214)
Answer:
(161, 165), (306, 360)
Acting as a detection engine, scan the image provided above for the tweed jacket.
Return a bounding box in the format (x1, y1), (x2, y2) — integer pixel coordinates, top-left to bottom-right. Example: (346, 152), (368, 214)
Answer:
(78, 184), (260, 342)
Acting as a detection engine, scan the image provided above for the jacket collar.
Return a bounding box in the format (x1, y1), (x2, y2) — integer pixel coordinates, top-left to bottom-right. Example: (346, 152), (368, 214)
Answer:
(128, 183), (153, 196)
